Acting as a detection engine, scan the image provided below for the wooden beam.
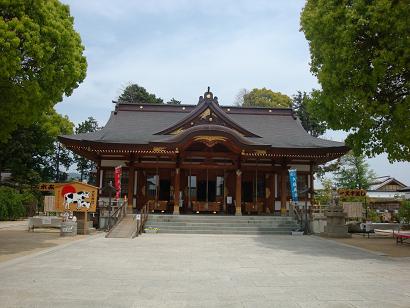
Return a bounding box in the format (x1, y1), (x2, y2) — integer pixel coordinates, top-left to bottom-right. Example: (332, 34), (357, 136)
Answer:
(182, 151), (237, 159)
(180, 163), (236, 170)
(130, 162), (177, 169)
(241, 165), (281, 172)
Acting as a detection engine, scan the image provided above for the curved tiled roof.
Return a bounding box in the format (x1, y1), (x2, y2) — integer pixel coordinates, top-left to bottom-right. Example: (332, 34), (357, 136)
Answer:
(62, 105), (345, 150)
(60, 89), (347, 153)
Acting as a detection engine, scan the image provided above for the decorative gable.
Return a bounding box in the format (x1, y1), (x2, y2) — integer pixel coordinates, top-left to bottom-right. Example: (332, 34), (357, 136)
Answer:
(155, 87), (261, 138)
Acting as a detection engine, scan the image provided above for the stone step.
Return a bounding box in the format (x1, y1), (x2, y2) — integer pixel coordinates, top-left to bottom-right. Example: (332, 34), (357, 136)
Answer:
(145, 214), (298, 235)
(149, 217), (294, 223)
(145, 222), (298, 228)
(148, 214), (294, 220)
(144, 225), (295, 231)
(145, 218), (299, 222)
(155, 229), (292, 235)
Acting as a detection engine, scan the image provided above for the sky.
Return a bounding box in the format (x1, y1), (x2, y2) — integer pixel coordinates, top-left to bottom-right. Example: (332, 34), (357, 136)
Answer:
(58, 0), (410, 186)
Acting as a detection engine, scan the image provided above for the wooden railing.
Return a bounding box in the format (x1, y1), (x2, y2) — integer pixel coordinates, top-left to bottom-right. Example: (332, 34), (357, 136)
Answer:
(132, 202), (149, 238)
(105, 200), (127, 236)
(293, 206), (302, 223)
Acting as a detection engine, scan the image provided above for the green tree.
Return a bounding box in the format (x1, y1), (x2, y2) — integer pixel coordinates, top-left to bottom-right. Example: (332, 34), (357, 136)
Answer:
(0, 0), (87, 142)
(118, 84), (163, 104)
(292, 91), (326, 137)
(398, 200), (410, 224)
(242, 88), (292, 108)
(334, 152), (376, 190)
(166, 98), (181, 105)
(0, 108), (74, 185)
(314, 178), (334, 205)
(301, 1), (410, 161)
(73, 117), (100, 182)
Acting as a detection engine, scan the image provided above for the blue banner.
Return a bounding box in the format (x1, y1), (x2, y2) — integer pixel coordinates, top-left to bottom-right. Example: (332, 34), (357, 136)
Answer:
(288, 169), (298, 204)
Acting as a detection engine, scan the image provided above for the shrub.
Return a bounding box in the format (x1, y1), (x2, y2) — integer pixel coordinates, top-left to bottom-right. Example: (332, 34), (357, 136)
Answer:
(367, 209), (380, 223)
(398, 200), (410, 224)
(21, 190), (39, 217)
(0, 186), (25, 220)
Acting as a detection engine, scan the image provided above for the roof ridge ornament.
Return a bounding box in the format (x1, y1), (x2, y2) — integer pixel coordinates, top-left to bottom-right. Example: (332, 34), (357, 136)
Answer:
(198, 86), (218, 105)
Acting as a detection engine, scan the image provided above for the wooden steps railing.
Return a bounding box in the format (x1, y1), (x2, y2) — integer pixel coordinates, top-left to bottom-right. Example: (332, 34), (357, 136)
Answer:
(132, 202), (149, 238)
(105, 200), (127, 238)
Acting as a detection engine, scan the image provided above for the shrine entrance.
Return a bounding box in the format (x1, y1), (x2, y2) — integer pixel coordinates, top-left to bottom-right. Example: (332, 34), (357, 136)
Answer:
(181, 168), (231, 214)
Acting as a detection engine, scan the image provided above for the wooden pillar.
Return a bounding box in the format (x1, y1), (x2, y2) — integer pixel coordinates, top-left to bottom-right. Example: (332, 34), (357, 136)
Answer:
(309, 162), (314, 203)
(235, 169), (242, 215)
(137, 168), (145, 210)
(267, 173), (275, 214)
(127, 165), (135, 213)
(280, 166), (287, 216)
(173, 168), (180, 214)
(95, 161), (102, 206)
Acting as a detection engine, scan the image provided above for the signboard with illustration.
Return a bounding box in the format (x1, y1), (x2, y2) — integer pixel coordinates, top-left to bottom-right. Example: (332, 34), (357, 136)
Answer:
(54, 181), (98, 212)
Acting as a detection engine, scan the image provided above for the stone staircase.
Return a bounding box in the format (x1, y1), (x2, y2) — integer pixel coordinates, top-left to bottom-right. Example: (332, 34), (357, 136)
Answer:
(106, 215), (137, 238)
(144, 215), (299, 235)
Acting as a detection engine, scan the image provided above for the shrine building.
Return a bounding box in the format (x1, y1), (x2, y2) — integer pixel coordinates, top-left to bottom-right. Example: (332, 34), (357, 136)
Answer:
(59, 88), (348, 216)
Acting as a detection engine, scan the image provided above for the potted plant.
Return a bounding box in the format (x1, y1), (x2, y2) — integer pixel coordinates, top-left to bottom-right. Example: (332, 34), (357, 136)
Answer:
(144, 227), (160, 233)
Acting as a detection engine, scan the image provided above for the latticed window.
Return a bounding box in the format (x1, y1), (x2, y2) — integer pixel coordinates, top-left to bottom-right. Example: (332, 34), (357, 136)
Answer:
(277, 174), (309, 199)
(188, 176), (197, 199)
(147, 175), (158, 198)
(101, 169), (114, 196)
(255, 174), (265, 200)
(216, 176), (224, 197)
(121, 170), (129, 198)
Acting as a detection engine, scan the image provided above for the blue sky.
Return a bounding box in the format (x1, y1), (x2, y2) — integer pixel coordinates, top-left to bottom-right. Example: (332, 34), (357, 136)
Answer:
(58, 0), (409, 186)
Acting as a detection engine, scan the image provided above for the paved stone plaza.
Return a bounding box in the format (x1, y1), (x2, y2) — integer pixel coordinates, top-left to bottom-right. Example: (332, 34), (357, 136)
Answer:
(0, 234), (409, 308)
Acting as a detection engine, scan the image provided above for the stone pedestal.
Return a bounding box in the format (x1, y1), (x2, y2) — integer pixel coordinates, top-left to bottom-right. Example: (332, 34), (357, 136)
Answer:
(74, 212), (93, 235)
(322, 206), (351, 238)
(77, 220), (94, 235)
(310, 213), (327, 234)
(60, 221), (77, 237)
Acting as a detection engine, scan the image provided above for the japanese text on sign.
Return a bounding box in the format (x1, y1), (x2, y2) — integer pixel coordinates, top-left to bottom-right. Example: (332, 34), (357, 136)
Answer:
(288, 169), (298, 204)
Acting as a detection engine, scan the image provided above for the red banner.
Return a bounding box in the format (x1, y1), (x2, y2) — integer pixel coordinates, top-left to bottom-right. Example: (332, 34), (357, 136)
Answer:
(114, 166), (122, 200)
